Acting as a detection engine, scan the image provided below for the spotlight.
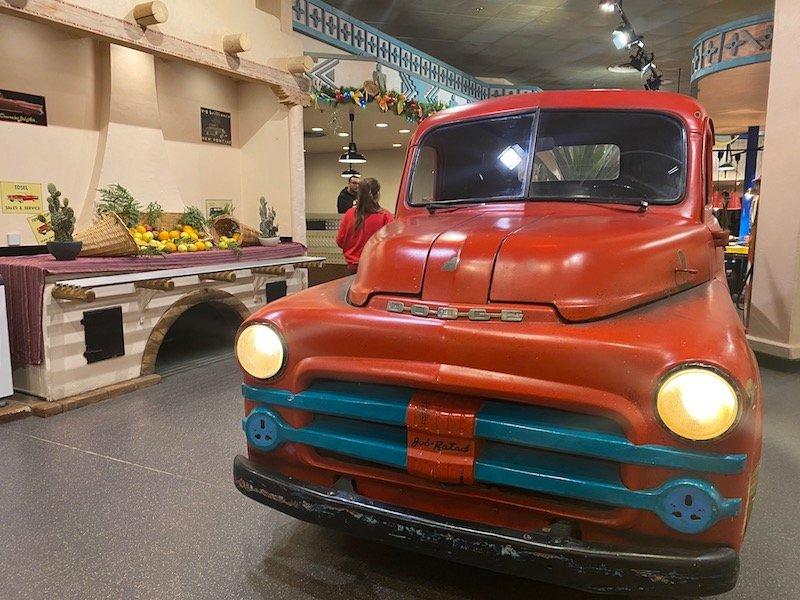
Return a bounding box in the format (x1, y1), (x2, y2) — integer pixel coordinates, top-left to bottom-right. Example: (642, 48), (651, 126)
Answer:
(644, 71), (663, 91)
(628, 48), (654, 72)
(612, 23), (638, 49)
(599, 0), (617, 12)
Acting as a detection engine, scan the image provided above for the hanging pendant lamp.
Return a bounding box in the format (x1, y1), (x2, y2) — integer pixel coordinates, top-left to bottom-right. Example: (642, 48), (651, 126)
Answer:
(339, 112), (366, 164)
(340, 167), (360, 178)
(719, 147), (735, 171)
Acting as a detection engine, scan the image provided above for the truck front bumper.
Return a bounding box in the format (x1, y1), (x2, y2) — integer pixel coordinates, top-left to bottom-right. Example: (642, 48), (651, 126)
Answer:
(233, 455), (738, 596)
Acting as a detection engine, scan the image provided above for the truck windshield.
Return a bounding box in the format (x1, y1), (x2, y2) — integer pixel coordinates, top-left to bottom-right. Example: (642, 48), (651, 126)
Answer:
(409, 110), (685, 206)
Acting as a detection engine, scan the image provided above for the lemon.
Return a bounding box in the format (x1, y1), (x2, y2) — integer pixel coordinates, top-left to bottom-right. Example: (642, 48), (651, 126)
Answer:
(177, 244), (188, 252)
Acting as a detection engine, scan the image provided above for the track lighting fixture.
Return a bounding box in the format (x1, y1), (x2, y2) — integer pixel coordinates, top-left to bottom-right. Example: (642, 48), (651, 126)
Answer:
(602, 0), (663, 90)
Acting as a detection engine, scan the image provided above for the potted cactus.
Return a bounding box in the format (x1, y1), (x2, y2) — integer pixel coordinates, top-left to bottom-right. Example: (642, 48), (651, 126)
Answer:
(38, 183), (82, 260)
(258, 197), (279, 246)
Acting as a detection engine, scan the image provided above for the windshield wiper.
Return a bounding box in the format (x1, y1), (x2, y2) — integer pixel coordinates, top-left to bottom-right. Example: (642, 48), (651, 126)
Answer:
(573, 197), (650, 212)
(424, 199), (488, 213)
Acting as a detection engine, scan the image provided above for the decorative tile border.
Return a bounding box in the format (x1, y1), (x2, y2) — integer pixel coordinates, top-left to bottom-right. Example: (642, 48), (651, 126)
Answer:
(691, 14), (773, 84)
(292, 0), (541, 102)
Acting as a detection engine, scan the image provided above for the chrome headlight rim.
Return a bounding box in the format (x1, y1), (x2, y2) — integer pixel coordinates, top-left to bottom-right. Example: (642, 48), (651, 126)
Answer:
(236, 322), (287, 381)
(654, 363), (742, 443)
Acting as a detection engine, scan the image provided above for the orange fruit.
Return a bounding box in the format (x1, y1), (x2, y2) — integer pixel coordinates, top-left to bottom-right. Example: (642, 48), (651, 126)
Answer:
(182, 225), (193, 233)
(135, 225), (146, 234)
(158, 230), (170, 241)
(169, 230), (181, 239)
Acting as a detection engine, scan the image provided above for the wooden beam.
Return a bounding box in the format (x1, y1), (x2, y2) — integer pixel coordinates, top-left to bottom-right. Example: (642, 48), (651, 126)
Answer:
(0, 0), (310, 106)
(251, 265), (286, 275)
(199, 271), (237, 282)
(133, 1), (167, 27)
(134, 278), (174, 291)
(269, 55), (314, 74)
(52, 284), (95, 302)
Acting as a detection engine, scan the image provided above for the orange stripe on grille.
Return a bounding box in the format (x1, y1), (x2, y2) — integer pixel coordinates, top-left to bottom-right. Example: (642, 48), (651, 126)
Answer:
(406, 391), (481, 484)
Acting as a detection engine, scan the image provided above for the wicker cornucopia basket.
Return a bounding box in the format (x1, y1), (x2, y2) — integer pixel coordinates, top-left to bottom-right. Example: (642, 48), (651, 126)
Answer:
(211, 216), (260, 246)
(74, 212), (137, 257)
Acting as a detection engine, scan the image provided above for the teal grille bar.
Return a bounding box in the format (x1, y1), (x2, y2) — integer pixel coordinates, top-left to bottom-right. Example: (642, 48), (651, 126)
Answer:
(243, 406), (742, 533)
(243, 383), (746, 474)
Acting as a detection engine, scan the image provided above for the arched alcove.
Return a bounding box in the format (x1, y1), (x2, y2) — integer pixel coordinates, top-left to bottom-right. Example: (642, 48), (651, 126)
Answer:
(140, 288), (250, 376)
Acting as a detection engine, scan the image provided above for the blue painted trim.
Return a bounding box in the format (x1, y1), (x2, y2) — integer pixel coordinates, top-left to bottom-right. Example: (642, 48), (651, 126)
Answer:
(243, 381), (412, 425)
(476, 452), (739, 534)
(692, 13), (774, 47)
(692, 53), (771, 83)
(245, 408), (408, 468)
(292, 0), (541, 101)
(478, 402), (746, 474)
(243, 384), (747, 475)
(243, 407), (741, 533)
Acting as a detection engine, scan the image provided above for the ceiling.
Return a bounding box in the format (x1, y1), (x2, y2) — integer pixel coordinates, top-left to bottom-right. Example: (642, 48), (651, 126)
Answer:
(304, 0), (775, 153)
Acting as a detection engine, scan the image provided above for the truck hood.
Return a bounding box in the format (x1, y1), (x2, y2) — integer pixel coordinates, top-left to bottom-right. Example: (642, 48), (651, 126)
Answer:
(349, 206), (714, 321)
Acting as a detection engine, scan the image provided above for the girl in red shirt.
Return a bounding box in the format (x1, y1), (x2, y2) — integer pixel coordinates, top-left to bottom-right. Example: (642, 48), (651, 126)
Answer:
(336, 177), (394, 272)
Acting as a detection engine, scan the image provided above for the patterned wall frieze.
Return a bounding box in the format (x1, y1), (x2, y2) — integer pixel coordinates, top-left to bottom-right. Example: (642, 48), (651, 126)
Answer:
(292, 0), (541, 102)
(691, 14), (773, 84)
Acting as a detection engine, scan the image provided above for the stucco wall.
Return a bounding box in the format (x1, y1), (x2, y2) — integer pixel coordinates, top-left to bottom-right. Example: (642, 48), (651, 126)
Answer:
(0, 0), (302, 247)
(304, 147), (407, 215)
(0, 15), (102, 245)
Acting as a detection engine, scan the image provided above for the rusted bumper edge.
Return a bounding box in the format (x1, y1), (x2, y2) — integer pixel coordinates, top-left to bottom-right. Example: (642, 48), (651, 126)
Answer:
(234, 455), (738, 596)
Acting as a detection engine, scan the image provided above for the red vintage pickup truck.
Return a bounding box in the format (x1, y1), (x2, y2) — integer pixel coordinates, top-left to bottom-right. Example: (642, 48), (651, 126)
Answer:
(234, 89), (761, 596)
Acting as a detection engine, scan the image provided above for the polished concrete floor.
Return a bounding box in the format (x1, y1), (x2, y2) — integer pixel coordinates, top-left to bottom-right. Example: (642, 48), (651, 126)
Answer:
(1, 355), (798, 600)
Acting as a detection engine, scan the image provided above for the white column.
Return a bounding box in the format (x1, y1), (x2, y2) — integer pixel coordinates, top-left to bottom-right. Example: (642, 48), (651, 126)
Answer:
(288, 103), (307, 246)
(747, 0), (800, 358)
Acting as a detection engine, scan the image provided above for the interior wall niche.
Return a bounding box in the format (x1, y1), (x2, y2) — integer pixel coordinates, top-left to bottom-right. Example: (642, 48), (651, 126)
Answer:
(154, 301), (242, 375)
(141, 288), (250, 376)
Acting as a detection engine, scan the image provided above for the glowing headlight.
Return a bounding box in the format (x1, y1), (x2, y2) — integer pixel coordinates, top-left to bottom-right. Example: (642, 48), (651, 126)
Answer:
(236, 324), (285, 380)
(656, 367), (740, 441)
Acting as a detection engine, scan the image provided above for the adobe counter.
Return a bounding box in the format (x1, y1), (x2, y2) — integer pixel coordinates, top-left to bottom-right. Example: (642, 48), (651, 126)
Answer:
(0, 244), (322, 404)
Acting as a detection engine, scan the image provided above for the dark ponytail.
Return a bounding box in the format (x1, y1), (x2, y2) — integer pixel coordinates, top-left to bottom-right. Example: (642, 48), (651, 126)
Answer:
(354, 178), (382, 231)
